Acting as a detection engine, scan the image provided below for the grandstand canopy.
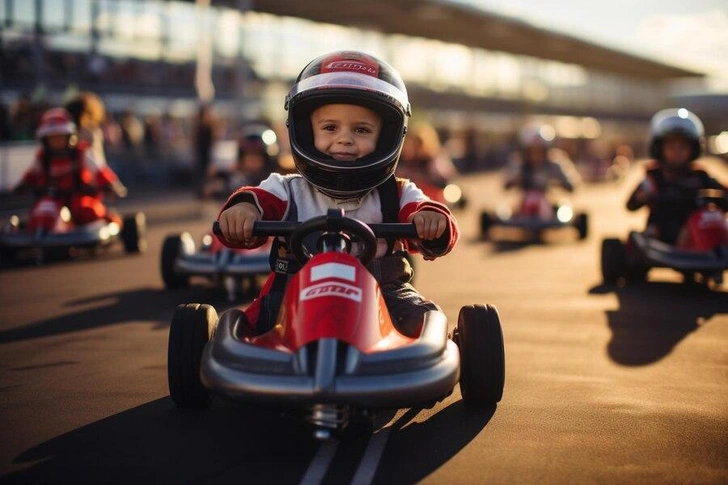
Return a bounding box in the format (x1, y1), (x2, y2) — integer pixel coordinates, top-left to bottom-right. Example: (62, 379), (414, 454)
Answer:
(211, 0), (702, 80)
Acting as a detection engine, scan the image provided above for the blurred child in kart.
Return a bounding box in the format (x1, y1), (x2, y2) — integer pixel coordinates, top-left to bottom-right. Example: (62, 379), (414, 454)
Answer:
(216, 51), (459, 338)
(202, 125), (280, 199)
(626, 108), (727, 245)
(396, 122), (459, 202)
(14, 108), (128, 225)
(502, 123), (580, 218)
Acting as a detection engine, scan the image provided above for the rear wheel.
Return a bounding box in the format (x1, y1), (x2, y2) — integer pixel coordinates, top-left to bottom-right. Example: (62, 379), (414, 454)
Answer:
(601, 238), (626, 284)
(480, 212), (493, 238)
(121, 212), (147, 253)
(456, 304), (505, 406)
(0, 246), (16, 267)
(168, 303), (218, 409)
(161, 234), (193, 289)
(575, 213), (589, 240)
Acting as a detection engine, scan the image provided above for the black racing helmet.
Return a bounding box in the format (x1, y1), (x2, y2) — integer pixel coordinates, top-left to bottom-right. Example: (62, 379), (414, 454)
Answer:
(285, 51), (411, 198)
(649, 108), (705, 163)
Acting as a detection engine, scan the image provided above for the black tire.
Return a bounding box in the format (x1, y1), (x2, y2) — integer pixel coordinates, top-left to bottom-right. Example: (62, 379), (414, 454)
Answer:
(168, 303), (218, 409)
(0, 246), (15, 267)
(601, 238), (626, 284)
(480, 212), (493, 238)
(161, 234), (193, 289)
(625, 263), (648, 283)
(456, 304), (505, 406)
(575, 213), (589, 240)
(121, 212), (147, 253)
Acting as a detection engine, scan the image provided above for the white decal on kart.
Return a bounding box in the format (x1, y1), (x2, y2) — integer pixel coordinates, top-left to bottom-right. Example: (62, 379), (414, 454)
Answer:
(310, 262), (356, 282)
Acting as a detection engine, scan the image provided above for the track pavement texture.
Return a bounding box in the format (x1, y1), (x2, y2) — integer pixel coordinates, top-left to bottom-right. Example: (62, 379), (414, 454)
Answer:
(1, 165), (726, 484)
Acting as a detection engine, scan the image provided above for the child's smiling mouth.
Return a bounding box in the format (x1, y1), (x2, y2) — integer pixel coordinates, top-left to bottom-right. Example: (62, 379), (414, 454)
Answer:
(331, 152), (357, 161)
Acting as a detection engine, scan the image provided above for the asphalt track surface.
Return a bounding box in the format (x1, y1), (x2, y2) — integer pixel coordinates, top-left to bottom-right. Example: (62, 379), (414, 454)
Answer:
(1, 168), (727, 484)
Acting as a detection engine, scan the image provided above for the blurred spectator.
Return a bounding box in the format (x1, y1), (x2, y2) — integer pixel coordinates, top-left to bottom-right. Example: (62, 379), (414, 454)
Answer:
(143, 110), (162, 161)
(0, 102), (11, 141)
(193, 104), (219, 194)
(64, 91), (109, 165)
(102, 112), (123, 151)
(119, 109), (145, 183)
(158, 111), (183, 166)
(9, 94), (36, 140)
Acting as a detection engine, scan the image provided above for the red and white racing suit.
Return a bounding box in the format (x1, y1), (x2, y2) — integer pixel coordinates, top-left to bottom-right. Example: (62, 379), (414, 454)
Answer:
(217, 173), (460, 336)
(18, 141), (123, 225)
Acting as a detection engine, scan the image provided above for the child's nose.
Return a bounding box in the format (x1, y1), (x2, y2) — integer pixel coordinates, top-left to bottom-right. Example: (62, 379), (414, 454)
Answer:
(336, 132), (354, 145)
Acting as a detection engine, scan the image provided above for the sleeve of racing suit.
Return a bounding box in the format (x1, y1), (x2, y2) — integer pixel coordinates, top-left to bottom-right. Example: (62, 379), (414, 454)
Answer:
(398, 179), (459, 258)
(83, 149), (124, 194)
(626, 178), (650, 211)
(16, 150), (46, 191)
(552, 160), (577, 192)
(216, 173), (290, 249)
(699, 171), (728, 210)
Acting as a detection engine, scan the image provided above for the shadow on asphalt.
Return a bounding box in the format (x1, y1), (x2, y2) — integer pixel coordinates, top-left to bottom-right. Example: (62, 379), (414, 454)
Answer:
(589, 281), (728, 366)
(2, 399), (494, 484)
(2, 398), (317, 484)
(374, 401), (495, 484)
(0, 286), (249, 345)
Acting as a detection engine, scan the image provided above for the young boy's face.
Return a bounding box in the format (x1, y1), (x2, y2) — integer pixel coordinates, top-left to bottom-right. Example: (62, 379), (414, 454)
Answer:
(525, 144), (547, 165)
(311, 104), (382, 162)
(661, 135), (693, 168)
(45, 134), (68, 152)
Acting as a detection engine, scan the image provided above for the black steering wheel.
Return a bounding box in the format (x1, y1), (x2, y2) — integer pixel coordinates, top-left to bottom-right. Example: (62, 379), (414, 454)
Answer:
(289, 211), (377, 265)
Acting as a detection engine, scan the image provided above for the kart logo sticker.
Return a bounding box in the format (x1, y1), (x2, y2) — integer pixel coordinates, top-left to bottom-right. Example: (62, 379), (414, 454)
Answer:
(310, 262), (356, 282)
(300, 282), (362, 302)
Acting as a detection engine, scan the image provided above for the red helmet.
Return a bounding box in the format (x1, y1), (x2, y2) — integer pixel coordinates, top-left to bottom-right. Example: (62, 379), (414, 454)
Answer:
(285, 51), (411, 198)
(649, 108), (704, 163)
(36, 108), (77, 139)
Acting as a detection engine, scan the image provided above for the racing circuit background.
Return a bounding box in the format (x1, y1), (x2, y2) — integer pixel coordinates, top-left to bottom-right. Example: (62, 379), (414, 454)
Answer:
(1, 1), (727, 484)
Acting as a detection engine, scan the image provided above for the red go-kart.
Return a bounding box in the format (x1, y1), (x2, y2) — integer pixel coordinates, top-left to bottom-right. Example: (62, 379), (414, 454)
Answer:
(160, 229), (272, 301)
(480, 189), (588, 241)
(601, 189), (728, 287)
(0, 189), (145, 265)
(167, 210), (505, 439)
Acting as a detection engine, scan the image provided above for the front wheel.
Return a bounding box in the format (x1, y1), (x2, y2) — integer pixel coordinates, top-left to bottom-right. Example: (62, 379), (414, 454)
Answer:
(480, 212), (493, 238)
(601, 238), (626, 284)
(168, 303), (218, 409)
(575, 213), (589, 240)
(121, 212), (147, 253)
(456, 304), (505, 406)
(161, 234), (194, 289)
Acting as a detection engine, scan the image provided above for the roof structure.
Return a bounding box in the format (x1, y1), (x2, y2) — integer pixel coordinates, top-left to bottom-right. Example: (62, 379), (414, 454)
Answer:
(211, 0), (702, 80)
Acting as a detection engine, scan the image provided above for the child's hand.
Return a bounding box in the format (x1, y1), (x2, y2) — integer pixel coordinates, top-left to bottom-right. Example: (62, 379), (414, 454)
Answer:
(635, 179), (657, 204)
(409, 210), (447, 240)
(218, 202), (260, 245)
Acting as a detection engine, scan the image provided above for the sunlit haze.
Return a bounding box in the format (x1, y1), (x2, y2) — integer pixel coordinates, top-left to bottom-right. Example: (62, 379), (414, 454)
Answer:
(452, 0), (728, 89)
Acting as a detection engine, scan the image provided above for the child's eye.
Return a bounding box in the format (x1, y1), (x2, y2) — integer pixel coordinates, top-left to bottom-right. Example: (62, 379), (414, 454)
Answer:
(355, 127), (372, 135)
(321, 124), (337, 132)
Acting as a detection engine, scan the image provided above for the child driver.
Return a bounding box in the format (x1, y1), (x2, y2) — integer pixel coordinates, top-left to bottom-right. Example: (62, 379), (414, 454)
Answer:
(216, 51), (460, 338)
